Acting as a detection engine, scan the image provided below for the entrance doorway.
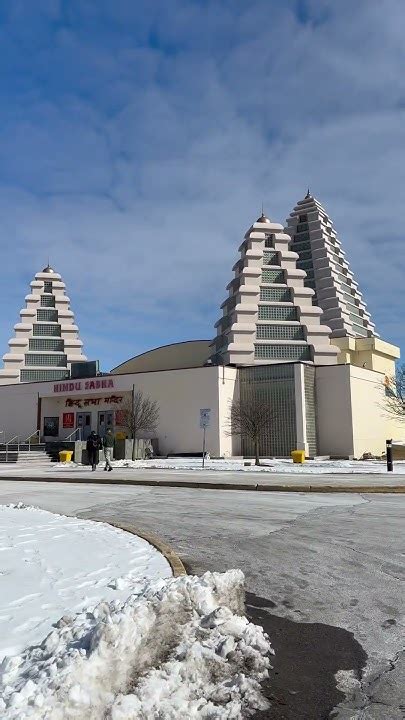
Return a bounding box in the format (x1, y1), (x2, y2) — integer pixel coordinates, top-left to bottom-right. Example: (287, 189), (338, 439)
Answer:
(77, 412), (92, 440)
(98, 410), (114, 438)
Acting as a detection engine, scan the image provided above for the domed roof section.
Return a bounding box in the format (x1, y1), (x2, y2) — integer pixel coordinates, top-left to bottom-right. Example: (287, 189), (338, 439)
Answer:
(256, 212), (271, 224)
(42, 264), (55, 274)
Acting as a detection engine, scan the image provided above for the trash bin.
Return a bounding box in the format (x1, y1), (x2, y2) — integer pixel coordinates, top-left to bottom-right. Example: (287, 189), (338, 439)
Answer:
(291, 450), (305, 464)
(59, 450), (73, 463)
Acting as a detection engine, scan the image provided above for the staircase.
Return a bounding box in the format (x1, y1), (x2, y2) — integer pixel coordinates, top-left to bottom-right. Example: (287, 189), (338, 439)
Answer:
(0, 443), (54, 465)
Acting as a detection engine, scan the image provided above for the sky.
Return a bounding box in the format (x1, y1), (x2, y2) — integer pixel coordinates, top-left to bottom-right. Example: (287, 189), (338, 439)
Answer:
(0, 0), (404, 371)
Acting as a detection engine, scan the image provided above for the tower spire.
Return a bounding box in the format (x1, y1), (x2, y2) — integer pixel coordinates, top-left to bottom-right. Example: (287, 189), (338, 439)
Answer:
(305, 188), (311, 199)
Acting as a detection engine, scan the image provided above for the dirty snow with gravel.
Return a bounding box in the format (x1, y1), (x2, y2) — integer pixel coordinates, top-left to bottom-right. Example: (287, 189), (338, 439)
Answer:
(0, 505), (272, 719)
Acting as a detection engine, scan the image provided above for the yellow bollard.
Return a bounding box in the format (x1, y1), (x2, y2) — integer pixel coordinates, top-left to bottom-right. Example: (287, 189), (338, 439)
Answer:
(59, 450), (73, 463)
(291, 450), (306, 464)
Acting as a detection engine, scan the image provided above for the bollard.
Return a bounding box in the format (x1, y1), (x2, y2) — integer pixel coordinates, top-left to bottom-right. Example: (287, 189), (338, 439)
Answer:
(386, 438), (393, 472)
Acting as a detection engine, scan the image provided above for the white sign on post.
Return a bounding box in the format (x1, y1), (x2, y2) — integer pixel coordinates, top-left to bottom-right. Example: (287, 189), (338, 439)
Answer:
(200, 408), (211, 429)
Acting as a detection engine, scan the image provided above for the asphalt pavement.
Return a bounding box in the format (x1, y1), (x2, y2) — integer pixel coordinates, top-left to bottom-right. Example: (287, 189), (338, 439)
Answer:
(0, 479), (403, 719)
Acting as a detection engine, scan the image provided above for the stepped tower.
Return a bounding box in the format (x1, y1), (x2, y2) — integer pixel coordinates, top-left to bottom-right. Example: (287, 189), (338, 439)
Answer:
(285, 192), (401, 373)
(286, 191), (377, 339)
(0, 265), (87, 384)
(211, 212), (339, 366)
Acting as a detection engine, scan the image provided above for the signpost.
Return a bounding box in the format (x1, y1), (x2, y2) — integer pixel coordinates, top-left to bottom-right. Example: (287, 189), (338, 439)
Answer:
(200, 408), (211, 468)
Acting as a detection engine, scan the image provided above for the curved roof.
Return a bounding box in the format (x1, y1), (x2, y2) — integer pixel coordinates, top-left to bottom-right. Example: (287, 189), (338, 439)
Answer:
(111, 340), (213, 375)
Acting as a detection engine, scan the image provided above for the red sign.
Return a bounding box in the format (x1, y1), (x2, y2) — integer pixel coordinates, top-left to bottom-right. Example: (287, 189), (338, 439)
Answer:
(63, 412), (75, 429)
(54, 378), (114, 393)
(115, 410), (126, 426)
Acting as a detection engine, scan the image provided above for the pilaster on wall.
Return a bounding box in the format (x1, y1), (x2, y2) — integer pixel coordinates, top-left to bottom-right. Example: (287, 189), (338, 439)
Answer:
(294, 363), (308, 454)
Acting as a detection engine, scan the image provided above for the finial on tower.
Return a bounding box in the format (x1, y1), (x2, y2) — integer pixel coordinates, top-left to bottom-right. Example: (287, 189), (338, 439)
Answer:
(257, 203), (270, 224)
(305, 188), (311, 199)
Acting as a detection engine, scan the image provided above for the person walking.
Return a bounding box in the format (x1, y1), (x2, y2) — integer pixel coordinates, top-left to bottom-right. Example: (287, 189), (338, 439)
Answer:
(103, 428), (114, 472)
(86, 430), (102, 471)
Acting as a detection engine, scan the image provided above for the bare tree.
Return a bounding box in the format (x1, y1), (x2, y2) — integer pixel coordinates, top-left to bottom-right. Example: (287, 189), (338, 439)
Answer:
(382, 365), (405, 420)
(228, 396), (276, 465)
(120, 389), (160, 460)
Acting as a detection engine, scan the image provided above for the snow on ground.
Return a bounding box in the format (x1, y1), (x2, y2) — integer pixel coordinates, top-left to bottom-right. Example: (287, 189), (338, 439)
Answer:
(0, 569), (272, 720)
(53, 456), (405, 474)
(0, 504), (171, 663)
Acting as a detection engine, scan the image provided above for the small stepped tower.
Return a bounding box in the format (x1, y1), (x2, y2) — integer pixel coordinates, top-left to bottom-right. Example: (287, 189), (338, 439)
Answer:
(0, 265), (87, 384)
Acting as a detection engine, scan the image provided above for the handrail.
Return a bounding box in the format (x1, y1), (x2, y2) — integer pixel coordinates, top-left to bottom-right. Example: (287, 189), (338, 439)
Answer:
(23, 429), (40, 451)
(5, 435), (19, 462)
(65, 427), (82, 441)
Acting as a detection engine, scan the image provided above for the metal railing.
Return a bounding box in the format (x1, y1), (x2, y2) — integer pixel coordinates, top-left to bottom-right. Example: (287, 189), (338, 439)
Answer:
(65, 427), (82, 442)
(5, 435), (19, 462)
(23, 429), (41, 451)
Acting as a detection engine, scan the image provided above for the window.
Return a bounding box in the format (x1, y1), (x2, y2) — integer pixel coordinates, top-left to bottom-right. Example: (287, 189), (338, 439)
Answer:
(262, 269), (284, 284)
(43, 417), (59, 437)
(297, 259), (314, 270)
(254, 344), (311, 360)
(292, 239), (311, 252)
(256, 325), (305, 340)
(296, 222), (309, 233)
(298, 214), (307, 223)
(25, 354), (67, 367)
(239, 364), (296, 457)
(40, 295), (55, 307)
(33, 324), (61, 336)
(264, 234), (273, 248)
(262, 251), (278, 265)
(258, 306), (298, 321)
(29, 338), (64, 351)
(260, 287), (292, 302)
(43, 281), (52, 293)
(296, 248), (312, 261)
(37, 309), (58, 322)
(20, 369), (69, 382)
(293, 231), (310, 242)
(351, 323), (369, 337)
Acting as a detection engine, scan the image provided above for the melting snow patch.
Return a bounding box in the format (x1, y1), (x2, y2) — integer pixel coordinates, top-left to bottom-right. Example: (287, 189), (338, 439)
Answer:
(0, 569), (272, 719)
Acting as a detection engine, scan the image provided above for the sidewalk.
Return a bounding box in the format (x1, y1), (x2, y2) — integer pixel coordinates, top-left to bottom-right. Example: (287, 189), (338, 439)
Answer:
(0, 464), (404, 493)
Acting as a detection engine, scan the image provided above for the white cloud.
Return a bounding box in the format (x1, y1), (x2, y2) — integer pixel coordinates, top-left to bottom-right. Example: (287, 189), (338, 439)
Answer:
(0, 0), (404, 369)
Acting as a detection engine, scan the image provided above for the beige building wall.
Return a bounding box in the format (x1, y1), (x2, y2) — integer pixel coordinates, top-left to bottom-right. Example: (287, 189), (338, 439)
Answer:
(316, 364), (354, 456)
(316, 364), (404, 458)
(348, 366), (404, 457)
(0, 382), (40, 441)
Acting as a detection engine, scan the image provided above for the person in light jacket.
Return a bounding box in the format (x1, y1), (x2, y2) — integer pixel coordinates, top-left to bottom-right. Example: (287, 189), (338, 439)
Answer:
(102, 428), (114, 472)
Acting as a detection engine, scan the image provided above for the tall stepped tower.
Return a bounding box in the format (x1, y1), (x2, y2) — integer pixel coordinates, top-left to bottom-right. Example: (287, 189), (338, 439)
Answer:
(285, 191), (377, 339)
(0, 265), (87, 384)
(285, 192), (400, 373)
(211, 212), (339, 366)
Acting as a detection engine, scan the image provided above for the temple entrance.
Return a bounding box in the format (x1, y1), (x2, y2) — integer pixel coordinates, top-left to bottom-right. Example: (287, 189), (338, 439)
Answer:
(77, 412), (92, 440)
(98, 410), (114, 438)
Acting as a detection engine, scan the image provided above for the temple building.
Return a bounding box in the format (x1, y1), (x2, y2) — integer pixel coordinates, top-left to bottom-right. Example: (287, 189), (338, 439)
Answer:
(0, 200), (401, 459)
(0, 266), (86, 385)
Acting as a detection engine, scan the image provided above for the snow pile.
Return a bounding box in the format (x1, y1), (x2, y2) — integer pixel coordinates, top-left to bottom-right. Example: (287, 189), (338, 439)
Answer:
(0, 504), (171, 661)
(0, 570), (272, 719)
(51, 456), (405, 474)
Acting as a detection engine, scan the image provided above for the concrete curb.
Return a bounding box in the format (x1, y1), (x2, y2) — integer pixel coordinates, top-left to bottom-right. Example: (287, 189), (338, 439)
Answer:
(0, 475), (404, 493)
(107, 521), (186, 578)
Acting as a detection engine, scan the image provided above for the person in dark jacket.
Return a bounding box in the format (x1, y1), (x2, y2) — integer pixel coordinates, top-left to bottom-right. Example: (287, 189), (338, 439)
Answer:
(102, 428), (114, 472)
(86, 431), (102, 471)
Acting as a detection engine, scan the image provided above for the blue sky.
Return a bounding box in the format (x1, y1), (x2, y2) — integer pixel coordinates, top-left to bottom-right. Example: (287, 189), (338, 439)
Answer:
(0, 0), (404, 370)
